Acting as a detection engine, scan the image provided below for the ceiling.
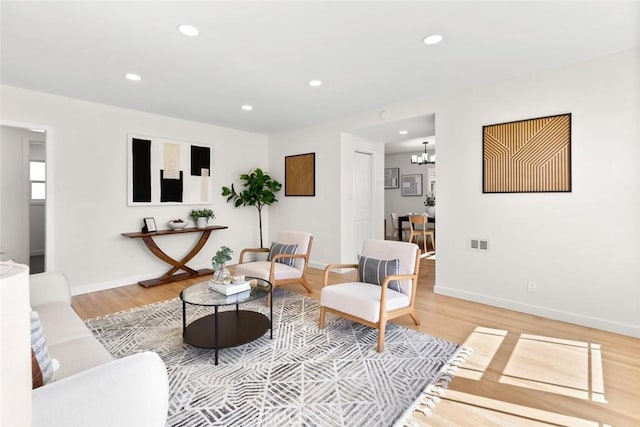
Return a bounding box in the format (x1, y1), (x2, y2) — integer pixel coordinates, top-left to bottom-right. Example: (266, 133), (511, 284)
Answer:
(2, 1), (639, 145)
(351, 114), (436, 154)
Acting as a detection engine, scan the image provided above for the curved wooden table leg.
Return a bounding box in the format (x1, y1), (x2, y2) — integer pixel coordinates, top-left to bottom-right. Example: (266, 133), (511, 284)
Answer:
(142, 235), (199, 277)
(122, 226), (228, 288)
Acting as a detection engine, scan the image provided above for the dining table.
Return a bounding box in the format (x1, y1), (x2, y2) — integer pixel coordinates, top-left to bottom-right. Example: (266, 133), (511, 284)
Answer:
(397, 214), (435, 241)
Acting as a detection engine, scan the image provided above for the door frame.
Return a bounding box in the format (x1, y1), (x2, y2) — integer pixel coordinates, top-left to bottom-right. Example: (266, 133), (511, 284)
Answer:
(0, 120), (54, 272)
(353, 150), (374, 262)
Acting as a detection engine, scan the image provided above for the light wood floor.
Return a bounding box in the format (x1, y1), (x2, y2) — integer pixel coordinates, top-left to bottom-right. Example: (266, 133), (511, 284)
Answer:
(72, 260), (640, 426)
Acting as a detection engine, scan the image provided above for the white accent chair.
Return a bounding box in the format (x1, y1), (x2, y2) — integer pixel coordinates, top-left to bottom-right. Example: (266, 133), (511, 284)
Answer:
(319, 239), (421, 352)
(234, 231), (313, 304)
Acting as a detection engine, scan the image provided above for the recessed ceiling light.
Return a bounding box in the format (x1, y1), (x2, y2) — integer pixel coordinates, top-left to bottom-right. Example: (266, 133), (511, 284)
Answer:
(399, 130), (409, 135)
(178, 24), (199, 37)
(308, 80), (322, 87)
(423, 34), (443, 45)
(241, 105), (253, 111)
(29, 128), (46, 133)
(125, 73), (142, 81)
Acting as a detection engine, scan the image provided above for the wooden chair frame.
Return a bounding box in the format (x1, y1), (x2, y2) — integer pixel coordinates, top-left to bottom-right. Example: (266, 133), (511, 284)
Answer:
(318, 248), (421, 352)
(408, 215), (435, 252)
(238, 236), (314, 304)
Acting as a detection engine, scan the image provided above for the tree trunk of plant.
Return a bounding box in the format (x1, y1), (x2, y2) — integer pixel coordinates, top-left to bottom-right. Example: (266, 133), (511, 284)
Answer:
(257, 206), (264, 248)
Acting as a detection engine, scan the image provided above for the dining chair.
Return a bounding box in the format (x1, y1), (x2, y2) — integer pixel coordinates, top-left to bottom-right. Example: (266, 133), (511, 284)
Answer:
(408, 215), (435, 253)
(390, 213), (410, 241)
(319, 239), (421, 352)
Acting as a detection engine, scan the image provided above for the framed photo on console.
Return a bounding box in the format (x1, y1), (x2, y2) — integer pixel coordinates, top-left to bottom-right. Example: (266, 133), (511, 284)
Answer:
(143, 217), (157, 233)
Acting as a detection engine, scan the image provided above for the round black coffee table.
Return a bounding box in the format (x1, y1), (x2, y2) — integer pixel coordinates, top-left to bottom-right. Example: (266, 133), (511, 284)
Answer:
(180, 277), (272, 365)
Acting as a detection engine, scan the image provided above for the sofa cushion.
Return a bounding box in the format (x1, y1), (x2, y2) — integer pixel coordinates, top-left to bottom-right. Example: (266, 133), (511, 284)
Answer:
(48, 337), (113, 380)
(267, 242), (298, 267)
(235, 260), (302, 281)
(357, 255), (401, 292)
(320, 282), (410, 323)
(33, 302), (94, 346)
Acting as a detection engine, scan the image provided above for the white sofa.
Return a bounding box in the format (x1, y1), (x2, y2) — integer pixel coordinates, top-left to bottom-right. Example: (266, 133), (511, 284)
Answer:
(30, 272), (169, 427)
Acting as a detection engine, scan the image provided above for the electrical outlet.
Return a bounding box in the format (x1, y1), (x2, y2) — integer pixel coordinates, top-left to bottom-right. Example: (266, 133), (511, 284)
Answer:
(527, 281), (537, 293)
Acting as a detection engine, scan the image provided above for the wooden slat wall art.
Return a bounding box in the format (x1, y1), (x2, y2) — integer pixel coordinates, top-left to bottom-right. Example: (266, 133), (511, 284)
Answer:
(285, 152), (315, 196)
(483, 114), (571, 193)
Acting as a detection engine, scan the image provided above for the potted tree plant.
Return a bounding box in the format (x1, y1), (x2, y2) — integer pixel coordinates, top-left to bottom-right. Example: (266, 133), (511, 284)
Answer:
(189, 208), (215, 228)
(221, 168), (282, 248)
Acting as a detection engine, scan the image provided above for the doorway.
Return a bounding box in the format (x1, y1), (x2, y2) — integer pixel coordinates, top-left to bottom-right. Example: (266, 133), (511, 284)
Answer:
(0, 125), (47, 273)
(353, 151), (373, 261)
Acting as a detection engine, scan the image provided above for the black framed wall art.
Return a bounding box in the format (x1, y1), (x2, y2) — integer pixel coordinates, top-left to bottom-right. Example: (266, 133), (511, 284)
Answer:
(483, 113), (571, 193)
(285, 152), (315, 196)
(384, 168), (399, 189)
(128, 134), (213, 206)
(401, 173), (423, 196)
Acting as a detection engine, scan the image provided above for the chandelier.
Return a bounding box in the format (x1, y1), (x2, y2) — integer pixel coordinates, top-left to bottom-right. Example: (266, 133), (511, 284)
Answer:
(410, 141), (435, 165)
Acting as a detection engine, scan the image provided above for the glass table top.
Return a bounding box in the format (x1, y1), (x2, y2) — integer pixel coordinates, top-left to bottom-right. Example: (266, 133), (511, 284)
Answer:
(180, 276), (272, 307)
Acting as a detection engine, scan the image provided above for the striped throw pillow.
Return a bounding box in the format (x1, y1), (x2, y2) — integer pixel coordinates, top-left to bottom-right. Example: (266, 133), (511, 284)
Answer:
(30, 310), (55, 385)
(267, 242), (299, 267)
(357, 256), (402, 292)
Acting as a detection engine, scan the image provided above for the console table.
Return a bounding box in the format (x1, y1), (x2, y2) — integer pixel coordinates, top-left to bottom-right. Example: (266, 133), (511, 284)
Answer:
(122, 225), (228, 287)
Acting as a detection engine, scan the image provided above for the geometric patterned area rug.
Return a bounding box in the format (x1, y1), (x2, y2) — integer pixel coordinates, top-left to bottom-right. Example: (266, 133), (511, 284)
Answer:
(86, 289), (466, 427)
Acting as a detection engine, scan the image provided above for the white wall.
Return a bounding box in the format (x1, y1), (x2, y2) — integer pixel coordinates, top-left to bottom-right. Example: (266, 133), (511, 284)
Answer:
(266, 126), (343, 267)
(268, 48), (640, 337)
(266, 125), (386, 267)
(0, 126), (45, 263)
(0, 126), (28, 262)
(1, 86), (269, 294)
(434, 49), (640, 337)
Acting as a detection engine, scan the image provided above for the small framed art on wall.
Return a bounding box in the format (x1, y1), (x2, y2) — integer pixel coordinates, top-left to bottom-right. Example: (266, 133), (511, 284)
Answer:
(401, 174), (423, 196)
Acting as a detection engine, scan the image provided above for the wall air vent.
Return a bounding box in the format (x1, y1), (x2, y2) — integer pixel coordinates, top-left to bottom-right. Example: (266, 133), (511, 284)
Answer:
(470, 239), (489, 251)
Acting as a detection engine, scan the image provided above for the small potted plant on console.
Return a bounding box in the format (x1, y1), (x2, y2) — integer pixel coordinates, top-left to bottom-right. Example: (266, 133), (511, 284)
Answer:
(189, 208), (215, 228)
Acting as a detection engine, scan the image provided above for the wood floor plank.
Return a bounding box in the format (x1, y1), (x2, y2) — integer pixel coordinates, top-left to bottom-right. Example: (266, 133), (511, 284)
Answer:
(71, 259), (640, 425)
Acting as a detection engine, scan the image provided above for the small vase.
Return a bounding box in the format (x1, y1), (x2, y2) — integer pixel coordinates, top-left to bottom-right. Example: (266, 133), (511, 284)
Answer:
(425, 206), (435, 217)
(213, 266), (231, 284)
(196, 217), (208, 228)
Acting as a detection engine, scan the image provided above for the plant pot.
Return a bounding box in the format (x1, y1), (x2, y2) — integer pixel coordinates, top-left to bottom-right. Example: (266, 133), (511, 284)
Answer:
(425, 206), (435, 217)
(196, 217), (208, 228)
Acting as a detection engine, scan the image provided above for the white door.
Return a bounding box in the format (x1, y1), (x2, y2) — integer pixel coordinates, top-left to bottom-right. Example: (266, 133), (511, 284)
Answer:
(353, 151), (373, 261)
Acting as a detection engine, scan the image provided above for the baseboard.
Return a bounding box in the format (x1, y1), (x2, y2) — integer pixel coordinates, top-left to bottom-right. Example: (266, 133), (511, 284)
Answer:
(73, 261), (338, 296)
(434, 285), (640, 339)
(308, 261), (327, 270)
(71, 269), (187, 296)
